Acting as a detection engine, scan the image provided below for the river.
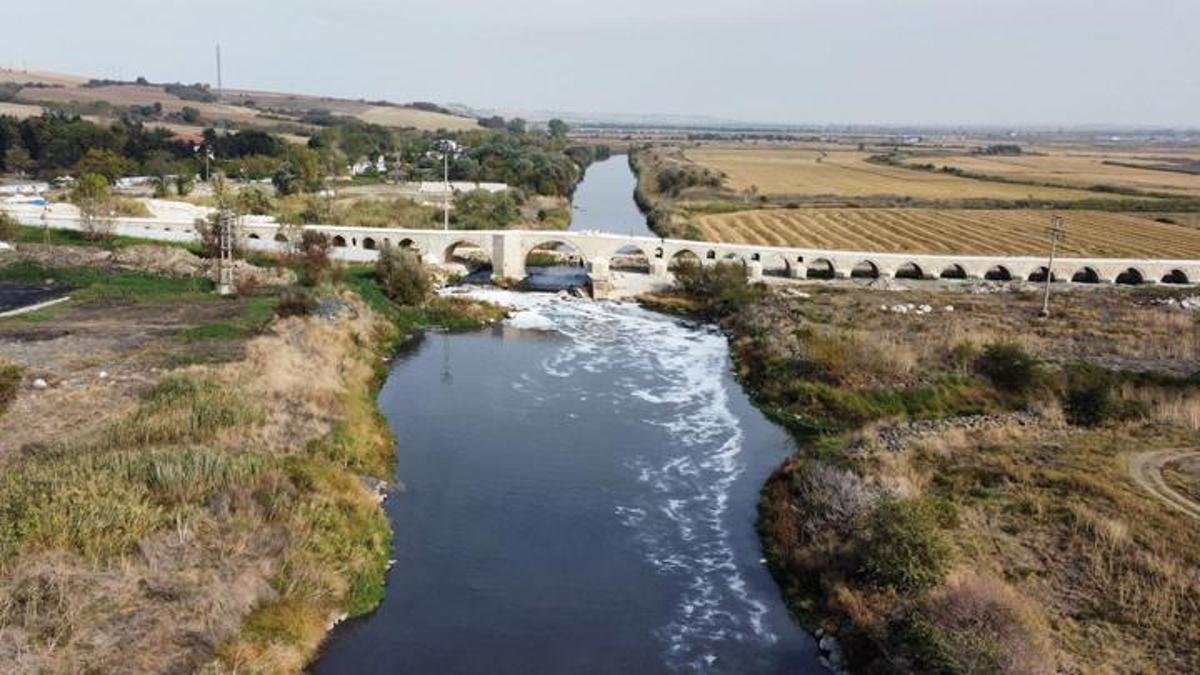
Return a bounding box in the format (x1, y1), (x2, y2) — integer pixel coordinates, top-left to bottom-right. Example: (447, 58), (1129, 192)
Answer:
(311, 158), (823, 673)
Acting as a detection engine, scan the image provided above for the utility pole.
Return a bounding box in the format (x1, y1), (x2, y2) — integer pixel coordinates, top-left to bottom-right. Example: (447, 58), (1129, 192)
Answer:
(443, 150), (450, 231)
(1039, 215), (1066, 318)
(215, 44), (223, 102)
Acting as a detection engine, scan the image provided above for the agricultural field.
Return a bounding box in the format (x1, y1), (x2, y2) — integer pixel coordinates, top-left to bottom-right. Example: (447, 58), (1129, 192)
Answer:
(683, 147), (1109, 201)
(357, 105), (480, 131)
(910, 150), (1200, 197)
(0, 101), (44, 120)
(693, 207), (1200, 258)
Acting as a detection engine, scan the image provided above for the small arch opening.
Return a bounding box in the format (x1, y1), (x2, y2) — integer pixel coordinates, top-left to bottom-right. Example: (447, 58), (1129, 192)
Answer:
(984, 266), (1012, 281)
(894, 262), (926, 280)
(670, 249), (702, 270)
(1162, 269), (1190, 285)
(332, 235), (347, 248)
(705, 250), (717, 260)
(274, 233), (288, 243)
(1071, 267), (1100, 284)
(248, 233), (261, 240)
(940, 264), (967, 280)
(1028, 267), (1059, 283)
(806, 258), (835, 279)
(1115, 268), (1145, 285)
(850, 260), (880, 279)
(363, 237), (377, 251)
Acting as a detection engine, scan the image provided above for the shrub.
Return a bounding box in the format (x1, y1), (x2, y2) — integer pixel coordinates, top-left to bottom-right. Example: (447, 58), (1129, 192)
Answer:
(297, 230), (332, 287)
(673, 261), (766, 318)
(1064, 362), (1117, 427)
(0, 361), (23, 416)
(0, 212), (18, 241)
(903, 572), (1055, 675)
(975, 343), (1039, 394)
(236, 187), (276, 216)
(375, 246), (431, 306)
(276, 287), (318, 317)
(856, 498), (956, 592)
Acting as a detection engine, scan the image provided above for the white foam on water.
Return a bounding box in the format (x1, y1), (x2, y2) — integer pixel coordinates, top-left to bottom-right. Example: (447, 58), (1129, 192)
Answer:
(449, 289), (777, 671)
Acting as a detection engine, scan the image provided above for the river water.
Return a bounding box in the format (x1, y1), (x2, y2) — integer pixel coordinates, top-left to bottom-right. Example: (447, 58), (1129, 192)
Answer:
(312, 291), (822, 674)
(312, 159), (823, 674)
(569, 155), (654, 237)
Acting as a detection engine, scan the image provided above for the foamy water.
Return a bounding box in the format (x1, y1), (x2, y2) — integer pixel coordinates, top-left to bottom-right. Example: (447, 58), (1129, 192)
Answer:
(448, 288), (777, 671)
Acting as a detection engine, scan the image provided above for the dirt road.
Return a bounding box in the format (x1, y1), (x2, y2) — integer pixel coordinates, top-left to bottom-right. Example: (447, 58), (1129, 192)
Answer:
(1128, 448), (1200, 520)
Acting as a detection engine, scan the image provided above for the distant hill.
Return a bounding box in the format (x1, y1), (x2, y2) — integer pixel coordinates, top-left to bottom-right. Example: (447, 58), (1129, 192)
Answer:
(0, 68), (479, 139)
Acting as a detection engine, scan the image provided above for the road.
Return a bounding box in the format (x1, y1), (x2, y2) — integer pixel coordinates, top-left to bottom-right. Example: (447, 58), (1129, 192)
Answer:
(1128, 448), (1200, 520)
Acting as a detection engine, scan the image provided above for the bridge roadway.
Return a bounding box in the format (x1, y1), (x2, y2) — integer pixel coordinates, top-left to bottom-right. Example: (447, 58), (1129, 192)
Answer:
(5, 208), (1200, 288)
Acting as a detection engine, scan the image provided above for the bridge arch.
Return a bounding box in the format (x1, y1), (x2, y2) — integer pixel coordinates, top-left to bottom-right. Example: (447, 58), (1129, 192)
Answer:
(1115, 267), (1146, 285)
(762, 252), (793, 278)
(362, 236), (377, 251)
(610, 243), (651, 273)
(984, 265), (1013, 281)
(1162, 269), (1190, 285)
(940, 264), (967, 280)
(894, 262), (926, 280)
(1028, 267), (1060, 283)
(670, 249), (702, 270)
(273, 232), (289, 243)
(807, 258), (836, 279)
(1071, 267), (1101, 284)
(444, 239), (492, 270)
(247, 233), (261, 240)
(332, 235), (347, 248)
(850, 260), (880, 279)
(524, 238), (587, 268)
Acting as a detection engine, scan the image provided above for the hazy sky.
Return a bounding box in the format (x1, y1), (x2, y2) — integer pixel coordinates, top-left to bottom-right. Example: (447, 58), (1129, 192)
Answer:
(4, 0), (1197, 126)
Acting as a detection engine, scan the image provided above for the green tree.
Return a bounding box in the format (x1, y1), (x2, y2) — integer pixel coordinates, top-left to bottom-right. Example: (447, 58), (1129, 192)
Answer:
(73, 148), (133, 183)
(857, 498), (956, 592)
(453, 189), (521, 229)
(180, 106), (201, 124)
(375, 245), (432, 306)
(547, 118), (569, 137)
(70, 173), (114, 240)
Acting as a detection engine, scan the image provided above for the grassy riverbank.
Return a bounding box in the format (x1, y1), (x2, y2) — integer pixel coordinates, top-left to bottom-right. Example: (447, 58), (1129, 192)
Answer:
(656, 267), (1200, 673)
(0, 242), (503, 673)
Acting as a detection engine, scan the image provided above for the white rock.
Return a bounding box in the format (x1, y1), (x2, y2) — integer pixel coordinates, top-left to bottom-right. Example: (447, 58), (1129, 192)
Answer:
(919, 304), (932, 313)
(98, 371), (108, 379)
(943, 305), (955, 312)
(32, 378), (48, 389)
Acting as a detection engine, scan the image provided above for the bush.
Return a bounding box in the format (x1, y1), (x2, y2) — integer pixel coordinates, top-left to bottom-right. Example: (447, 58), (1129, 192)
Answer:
(975, 343), (1039, 394)
(236, 187), (276, 216)
(899, 572), (1055, 675)
(375, 245), (431, 306)
(0, 212), (18, 242)
(673, 261), (766, 318)
(856, 498), (956, 592)
(1064, 362), (1117, 427)
(0, 361), (23, 416)
(296, 230), (332, 287)
(276, 288), (318, 317)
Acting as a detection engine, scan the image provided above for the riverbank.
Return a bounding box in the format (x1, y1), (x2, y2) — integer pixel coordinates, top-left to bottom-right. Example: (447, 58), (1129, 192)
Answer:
(0, 239), (503, 673)
(663, 271), (1200, 672)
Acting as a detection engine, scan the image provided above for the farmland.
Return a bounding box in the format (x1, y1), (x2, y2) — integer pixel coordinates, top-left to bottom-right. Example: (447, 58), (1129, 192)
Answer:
(683, 146), (1111, 201)
(903, 150), (1200, 198)
(693, 207), (1200, 258)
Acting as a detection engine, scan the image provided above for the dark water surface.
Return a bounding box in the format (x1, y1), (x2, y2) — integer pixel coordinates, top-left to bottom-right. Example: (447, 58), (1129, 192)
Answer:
(569, 155), (654, 237)
(313, 291), (822, 674)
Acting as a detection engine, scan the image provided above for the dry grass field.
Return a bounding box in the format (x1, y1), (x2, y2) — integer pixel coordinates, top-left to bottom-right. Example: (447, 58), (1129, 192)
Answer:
(694, 207), (1200, 258)
(684, 147), (1108, 201)
(357, 105), (480, 131)
(917, 152), (1200, 197)
(0, 101), (45, 120)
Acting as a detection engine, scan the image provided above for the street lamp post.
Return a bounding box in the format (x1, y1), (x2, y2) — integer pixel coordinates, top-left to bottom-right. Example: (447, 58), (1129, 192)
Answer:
(1039, 215), (1066, 318)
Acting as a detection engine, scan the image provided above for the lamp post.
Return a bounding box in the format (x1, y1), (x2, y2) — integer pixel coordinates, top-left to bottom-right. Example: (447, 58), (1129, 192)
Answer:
(1039, 216), (1066, 318)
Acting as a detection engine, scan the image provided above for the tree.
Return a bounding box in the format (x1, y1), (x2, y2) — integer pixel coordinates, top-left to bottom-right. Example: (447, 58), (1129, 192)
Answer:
(180, 106), (201, 124)
(375, 245), (432, 305)
(505, 118), (527, 135)
(296, 230), (333, 287)
(73, 148), (133, 184)
(453, 189), (521, 230)
(70, 173), (114, 240)
(547, 118), (569, 137)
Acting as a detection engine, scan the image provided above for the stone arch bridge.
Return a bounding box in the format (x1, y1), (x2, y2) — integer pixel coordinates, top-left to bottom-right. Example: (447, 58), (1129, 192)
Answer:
(239, 224), (1200, 288)
(5, 208), (1199, 289)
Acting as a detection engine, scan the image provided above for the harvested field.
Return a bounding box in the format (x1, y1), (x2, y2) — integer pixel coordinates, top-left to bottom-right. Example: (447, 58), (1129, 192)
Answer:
(18, 85), (272, 127)
(357, 105), (480, 131)
(694, 208), (1200, 258)
(684, 147), (1108, 201)
(0, 101), (44, 120)
(918, 151), (1200, 197)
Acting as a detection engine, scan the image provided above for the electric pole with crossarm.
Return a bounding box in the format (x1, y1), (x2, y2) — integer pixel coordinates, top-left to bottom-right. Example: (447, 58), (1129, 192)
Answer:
(1039, 215), (1066, 318)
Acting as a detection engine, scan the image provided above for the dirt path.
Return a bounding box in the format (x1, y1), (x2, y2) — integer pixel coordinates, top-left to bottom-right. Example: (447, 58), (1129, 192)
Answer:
(1128, 448), (1200, 520)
